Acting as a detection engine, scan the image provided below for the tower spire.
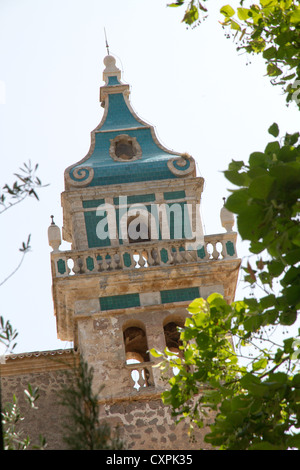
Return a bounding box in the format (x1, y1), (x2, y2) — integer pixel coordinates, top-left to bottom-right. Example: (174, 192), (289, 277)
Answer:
(104, 28), (110, 55)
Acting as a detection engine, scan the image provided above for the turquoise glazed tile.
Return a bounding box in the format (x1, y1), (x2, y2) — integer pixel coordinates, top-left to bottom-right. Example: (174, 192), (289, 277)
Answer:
(100, 293), (140, 311)
(160, 287), (200, 304)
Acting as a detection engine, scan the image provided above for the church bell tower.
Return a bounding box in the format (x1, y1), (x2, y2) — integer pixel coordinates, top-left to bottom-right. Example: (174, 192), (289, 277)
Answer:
(48, 55), (240, 449)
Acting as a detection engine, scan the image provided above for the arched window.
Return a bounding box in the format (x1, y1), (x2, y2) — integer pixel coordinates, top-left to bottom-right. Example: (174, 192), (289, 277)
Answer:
(123, 321), (152, 390)
(163, 316), (185, 356)
(123, 322), (149, 363)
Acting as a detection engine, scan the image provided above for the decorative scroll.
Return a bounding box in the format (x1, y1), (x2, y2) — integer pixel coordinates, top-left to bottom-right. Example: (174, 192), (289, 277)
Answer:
(167, 153), (196, 177)
(66, 166), (95, 187)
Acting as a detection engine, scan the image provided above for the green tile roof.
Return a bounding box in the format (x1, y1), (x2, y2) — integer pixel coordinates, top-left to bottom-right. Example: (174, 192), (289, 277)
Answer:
(66, 56), (195, 188)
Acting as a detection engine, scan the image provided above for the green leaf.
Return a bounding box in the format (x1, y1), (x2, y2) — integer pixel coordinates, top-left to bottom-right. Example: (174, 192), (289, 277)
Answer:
(267, 259), (285, 276)
(252, 357), (268, 371)
(263, 47), (277, 60)
(188, 297), (206, 314)
(226, 189), (249, 214)
(193, 311), (210, 328)
(248, 151), (268, 168)
(167, 1), (184, 6)
(287, 434), (300, 449)
(267, 63), (282, 77)
(249, 442), (284, 450)
(264, 140), (280, 156)
(268, 122), (279, 137)
(290, 8), (300, 24)
(224, 170), (249, 186)
(248, 174), (275, 199)
(230, 20), (241, 31)
(207, 293), (225, 304)
(237, 7), (250, 20)
(228, 160), (244, 171)
(237, 205), (265, 240)
(260, 294), (276, 309)
(149, 348), (163, 358)
(240, 373), (269, 396)
(220, 5), (235, 17)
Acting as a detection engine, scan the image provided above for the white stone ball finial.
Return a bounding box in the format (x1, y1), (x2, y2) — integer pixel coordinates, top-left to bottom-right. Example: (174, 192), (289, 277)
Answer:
(48, 215), (61, 252)
(220, 198), (234, 232)
(103, 55), (121, 84)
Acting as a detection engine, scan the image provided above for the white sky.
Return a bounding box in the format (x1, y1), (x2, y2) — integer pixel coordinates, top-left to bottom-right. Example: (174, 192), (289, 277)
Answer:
(0, 0), (299, 354)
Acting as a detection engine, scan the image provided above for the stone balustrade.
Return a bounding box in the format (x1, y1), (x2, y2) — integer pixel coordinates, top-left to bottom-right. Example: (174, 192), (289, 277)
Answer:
(50, 233), (237, 278)
(126, 362), (154, 391)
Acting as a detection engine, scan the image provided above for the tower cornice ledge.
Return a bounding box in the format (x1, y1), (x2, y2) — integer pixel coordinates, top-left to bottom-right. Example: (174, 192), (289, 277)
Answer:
(0, 349), (78, 377)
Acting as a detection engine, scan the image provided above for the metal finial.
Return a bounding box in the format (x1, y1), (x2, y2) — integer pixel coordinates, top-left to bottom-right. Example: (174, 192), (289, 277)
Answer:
(104, 28), (110, 55)
(222, 197), (226, 205)
(50, 215), (55, 225)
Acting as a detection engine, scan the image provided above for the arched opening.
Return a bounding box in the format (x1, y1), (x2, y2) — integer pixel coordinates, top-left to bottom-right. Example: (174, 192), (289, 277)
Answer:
(163, 317), (185, 377)
(123, 321), (151, 390)
(123, 324), (149, 363)
(163, 321), (183, 355)
(115, 138), (135, 160)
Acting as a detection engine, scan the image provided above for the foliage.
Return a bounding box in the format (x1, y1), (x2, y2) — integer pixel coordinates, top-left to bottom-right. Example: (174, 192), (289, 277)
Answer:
(0, 161), (47, 450)
(151, 124), (300, 449)
(0, 160), (47, 215)
(0, 160), (48, 287)
(225, 123), (300, 329)
(57, 356), (125, 450)
(167, 0), (300, 109)
(2, 385), (46, 450)
(0, 319), (45, 451)
(0, 316), (18, 356)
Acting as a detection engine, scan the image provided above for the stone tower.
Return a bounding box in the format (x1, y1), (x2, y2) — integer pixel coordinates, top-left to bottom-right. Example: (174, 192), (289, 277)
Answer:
(48, 55), (240, 449)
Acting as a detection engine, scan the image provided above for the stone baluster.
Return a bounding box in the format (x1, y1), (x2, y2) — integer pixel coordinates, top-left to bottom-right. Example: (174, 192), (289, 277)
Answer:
(137, 368), (145, 389)
(150, 248), (159, 266)
(137, 250), (146, 268)
(170, 246), (179, 264)
(73, 256), (85, 274)
(204, 244), (210, 260)
(102, 254), (111, 271)
(220, 239), (227, 259)
(96, 255), (104, 272)
(110, 251), (119, 270)
(146, 247), (155, 266)
(212, 241), (220, 260)
(143, 367), (152, 387)
(114, 252), (122, 269)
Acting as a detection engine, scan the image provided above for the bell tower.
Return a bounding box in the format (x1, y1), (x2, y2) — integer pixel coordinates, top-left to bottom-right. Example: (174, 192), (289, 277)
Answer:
(48, 55), (240, 450)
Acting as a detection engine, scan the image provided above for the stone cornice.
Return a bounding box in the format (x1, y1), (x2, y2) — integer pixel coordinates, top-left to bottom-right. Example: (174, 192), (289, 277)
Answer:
(0, 348), (79, 377)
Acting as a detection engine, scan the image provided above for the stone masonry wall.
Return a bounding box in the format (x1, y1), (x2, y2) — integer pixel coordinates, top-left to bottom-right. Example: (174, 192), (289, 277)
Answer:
(1, 353), (211, 450)
(102, 398), (211, 450)
(1, 367), (72, 449)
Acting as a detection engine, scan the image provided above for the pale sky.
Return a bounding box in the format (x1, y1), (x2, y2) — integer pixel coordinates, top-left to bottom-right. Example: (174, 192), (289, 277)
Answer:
(0, 0), (299, 354)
